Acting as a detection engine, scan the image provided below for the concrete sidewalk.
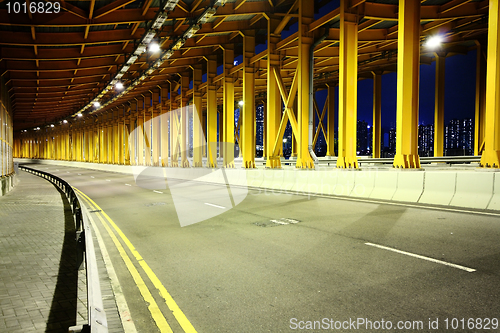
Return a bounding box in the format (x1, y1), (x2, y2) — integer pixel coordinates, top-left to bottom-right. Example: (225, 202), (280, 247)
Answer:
(0, 170), (123, 332)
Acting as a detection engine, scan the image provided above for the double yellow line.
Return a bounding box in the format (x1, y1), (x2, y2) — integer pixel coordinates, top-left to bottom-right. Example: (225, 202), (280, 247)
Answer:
(74, 187), (197, 333)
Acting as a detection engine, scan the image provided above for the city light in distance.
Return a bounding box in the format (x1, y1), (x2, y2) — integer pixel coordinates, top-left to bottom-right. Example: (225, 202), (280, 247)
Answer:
(149, 42), (160, 53)
(425, 35), (443, 48)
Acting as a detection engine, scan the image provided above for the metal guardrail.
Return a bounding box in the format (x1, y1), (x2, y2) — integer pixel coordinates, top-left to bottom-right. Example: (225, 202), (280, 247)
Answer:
(254, 155), (481, 166)
(20, 166), (108, 333)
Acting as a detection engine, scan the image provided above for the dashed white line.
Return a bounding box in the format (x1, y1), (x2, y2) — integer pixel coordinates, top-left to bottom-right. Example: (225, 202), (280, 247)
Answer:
(270, 219), (289, 225)
(106, 179), (111, 182)
(153, 190), (163, 194)
(91, 176), (95, 178)
(205, 203), (225, 209)
(125, 184), (132, 187)
(78, 173), (82, 175)
(365, 242), (476, 273)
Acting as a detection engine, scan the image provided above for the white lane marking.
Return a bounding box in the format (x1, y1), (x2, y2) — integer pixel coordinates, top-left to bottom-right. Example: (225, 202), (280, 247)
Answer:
(271, 219), (289, 225)
(56, 169), (59, 171)
(78, 173), (82, 175)
(153, 190), (163, 194)
(106, 179), (111, 182)
(205, 203), (225, 209)
(283, 218), (299, 224)
(125, 184), (132, 186)
(67, 172), (70, 173)
(365, 242), (476, 273)
(91, 176), (95, 178)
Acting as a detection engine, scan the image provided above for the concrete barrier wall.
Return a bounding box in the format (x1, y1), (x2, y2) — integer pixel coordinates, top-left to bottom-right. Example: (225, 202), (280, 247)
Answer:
(418, 171), (456, 206)
(351, 171), (376, 198)
(1, 173), (16, 196)
(487, 173), (500, 210)
(450, 172), (494, 209)
(392, 171), (425, 203)
(15, 158), (499, 212)
(369, 171), (398, 200)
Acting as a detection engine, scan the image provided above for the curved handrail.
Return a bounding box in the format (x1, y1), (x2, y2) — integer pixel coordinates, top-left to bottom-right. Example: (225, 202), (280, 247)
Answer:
(19, 166), (108, 333)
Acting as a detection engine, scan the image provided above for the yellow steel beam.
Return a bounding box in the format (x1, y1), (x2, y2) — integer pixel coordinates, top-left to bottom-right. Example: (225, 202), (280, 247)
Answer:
(480, 0), (500, 167)
(475, 41), (486, 156)
(242, 32), (256, 168)
(266, 18), (282, 168)
(326, 84), (335, 157)
(160, 86), (169, 167)
(433, 53), (446, 157)
(206, 55), (218, 168)
(193, 65), (203, 167)
(337, 2), (359, 169)
(393, 0), (421, 169)
(223, 45), (235, 168)
(180, 74), (190, 168)
(372, 73), (381, 158)
(312, 97), (327, 149)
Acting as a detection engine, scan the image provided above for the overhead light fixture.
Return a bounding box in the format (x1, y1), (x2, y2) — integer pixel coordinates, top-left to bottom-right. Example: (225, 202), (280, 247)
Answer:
(172, 37), (185, 50)
(184, 24), (200, 39)
(50, 124), (54, 127)
(163, 50), (174, 59)
(115, 73), (124, 79)
(152, 13), (168, 29)
(94, 101), (101, 107)
(134, 44), (147, 55)
(198, 7), (216, 24)
(238, 101), (244, 106)
(425, 35), (443, 48)
(143, 30), (156, 44)
(63, 120), (68, 124)
(115, 82), (124, 90)
(164, 0), (179, 11)
(77, 114), (83, 117)
(214, 0), (227, 5)
(149, 42), (160, 53)
(126, 56), (137, 65)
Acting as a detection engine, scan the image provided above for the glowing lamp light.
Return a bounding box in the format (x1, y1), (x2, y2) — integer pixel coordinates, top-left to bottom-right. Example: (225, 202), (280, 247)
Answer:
(94, 101), (101, 107)
(77, 113), (83, 117)
(63, 120), (68, 124)
(238, 101), (244, 107)
(50, 124), (54, 127)
(149, 42), (160, 53)
(425, 35), (443, 48)
(115, 82), (124, 90)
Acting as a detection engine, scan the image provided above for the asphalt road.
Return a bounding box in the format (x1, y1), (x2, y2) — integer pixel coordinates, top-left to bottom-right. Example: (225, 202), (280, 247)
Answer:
(29, 164), (500, 333)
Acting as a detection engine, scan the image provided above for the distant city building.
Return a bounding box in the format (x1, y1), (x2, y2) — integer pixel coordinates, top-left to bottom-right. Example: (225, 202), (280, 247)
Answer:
(356, 120), (372, 155)
(418, 124), (434, 157)
(445, 118), (474, 156)
(388, 128), (396, 154)
(256, 105), (264, 156)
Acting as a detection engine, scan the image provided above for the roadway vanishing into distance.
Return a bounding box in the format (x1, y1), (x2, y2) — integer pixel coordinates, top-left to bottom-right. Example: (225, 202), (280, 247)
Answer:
(27, 164), (500, 332)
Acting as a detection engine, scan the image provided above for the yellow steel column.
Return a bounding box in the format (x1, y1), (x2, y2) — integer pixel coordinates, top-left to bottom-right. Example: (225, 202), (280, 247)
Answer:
(180, 74), (190, 167)
(266, 18), (282, 168)
(118, 107), (124, 165)
(193, 66), (203, 167)
(291, 99), (298, 158)
(152, 91), (160, 167)
(393, 0), (421, 168)
(137, 98), (145, 165)
(113, 109), (119, 164)
(372, 73), (382, 158)
(160, 86), (169, 167)
(326, 84), (336, 156)
(337, 1), (359, 169)
(223, 46), (235, 168)
(480, 0), (500, 167)
(107, 113), (112, 163)
(124, 105), (131, 165)
(242, 32), (256, 168)
(475, 41), (487, 156)
(100, 115), (106, 163)
(296, 0), (314, 168)
(434, 53), (446, 157)
(170, 84), (179, 167)
(144, 95), (152, 166)
(207, 56), (218, 167)
(129, 101), (137, 165)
